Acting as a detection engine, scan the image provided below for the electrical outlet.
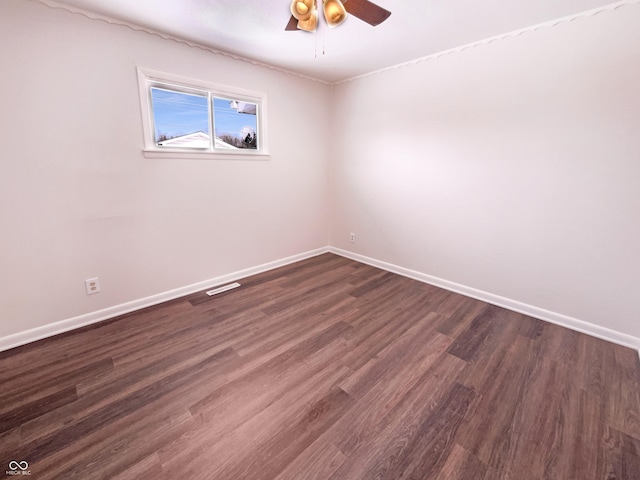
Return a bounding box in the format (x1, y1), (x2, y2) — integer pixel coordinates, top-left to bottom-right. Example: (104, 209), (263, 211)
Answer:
(85, 277), (101, 295)
(350, 232), (356, 243)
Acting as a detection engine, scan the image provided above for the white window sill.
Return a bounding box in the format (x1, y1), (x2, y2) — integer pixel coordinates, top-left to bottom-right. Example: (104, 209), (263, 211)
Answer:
(142, 149), (270, 161)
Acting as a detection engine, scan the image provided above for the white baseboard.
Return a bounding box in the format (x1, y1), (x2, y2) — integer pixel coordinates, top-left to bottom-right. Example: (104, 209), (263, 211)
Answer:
(3, 246), (639, 356)
(330, 247), (640, 352)
(0, 248), (329, 353)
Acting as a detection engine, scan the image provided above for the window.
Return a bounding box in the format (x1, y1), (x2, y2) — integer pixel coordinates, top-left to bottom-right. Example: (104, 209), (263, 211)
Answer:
(137, 68), (268, 159)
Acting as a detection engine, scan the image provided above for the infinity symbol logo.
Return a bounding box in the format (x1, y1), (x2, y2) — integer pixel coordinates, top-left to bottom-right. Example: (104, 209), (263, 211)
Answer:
(8, 460), (29, 470)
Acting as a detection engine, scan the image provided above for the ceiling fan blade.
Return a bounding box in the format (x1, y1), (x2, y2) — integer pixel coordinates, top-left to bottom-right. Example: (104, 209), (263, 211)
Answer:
(285, 15), (299, 30)
(344, 0), (391, 26)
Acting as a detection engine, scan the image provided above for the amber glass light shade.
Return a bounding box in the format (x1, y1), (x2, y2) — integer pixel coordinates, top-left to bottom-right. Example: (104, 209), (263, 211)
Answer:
(297, 8), (318, 32)
(323, 0), (347, 27)
(290, 0), (315, 21)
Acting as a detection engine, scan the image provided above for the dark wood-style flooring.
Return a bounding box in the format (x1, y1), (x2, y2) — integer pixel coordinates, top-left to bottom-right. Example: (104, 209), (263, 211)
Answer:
(1, 253), (639, 479)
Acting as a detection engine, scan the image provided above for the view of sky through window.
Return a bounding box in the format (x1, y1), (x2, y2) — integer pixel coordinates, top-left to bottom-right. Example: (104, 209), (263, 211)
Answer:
(213, 97), (258, 149)
(151, 87), (209, 142)
(150, 87), (258, 149)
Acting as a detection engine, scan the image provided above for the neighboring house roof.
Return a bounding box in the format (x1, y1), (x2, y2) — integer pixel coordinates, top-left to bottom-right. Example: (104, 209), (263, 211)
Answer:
(157, 131), (237, 149)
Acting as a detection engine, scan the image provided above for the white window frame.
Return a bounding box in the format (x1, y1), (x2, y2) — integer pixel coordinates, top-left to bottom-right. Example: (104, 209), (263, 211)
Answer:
(137, 67), (269, 160)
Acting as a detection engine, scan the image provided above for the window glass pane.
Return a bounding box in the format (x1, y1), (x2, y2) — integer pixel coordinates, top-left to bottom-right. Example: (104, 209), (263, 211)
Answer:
(151, 87), (209, 148)
(213, 97), (258, 150)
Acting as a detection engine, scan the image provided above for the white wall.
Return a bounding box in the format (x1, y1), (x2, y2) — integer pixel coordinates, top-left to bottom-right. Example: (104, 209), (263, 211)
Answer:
(0, 0), (331, 339)
(330, 5), (640, 340)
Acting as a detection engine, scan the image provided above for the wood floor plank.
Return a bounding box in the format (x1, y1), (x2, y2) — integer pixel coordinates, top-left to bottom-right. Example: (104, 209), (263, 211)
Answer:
(273, 440), (346, 480)
(379, 383), (477, 480)
(348, 271), (398, 298)
(110, 453), (165, 480)
(0, 386), (77, 435)
(0, 358), (113, 413)
(446, 304), (521, 363)
(160, 358), (352, 479)
(18, 330), (241, 446)
(188, 338), (353, 447)
(0, 300), (193, 376)
(189, 321), (352, 417)
(232, 299), (355, 358)
(329, 381), (477, 480)
(339, 314), (451, 400)
(0, 253), (638, 479)
(340, 306), (444, 371)
(433, 443), (487, 480)
(600, 426), (640, 480)
(216, 388), (354, 480)
(38, 407), (195, 480)
(436, 297), (489, 339)
(455, 335), (550, 474)
(543, 385), (609, 479)
(4, 347), (237, 467)
(577, 337), (640, 440)
(331, 350), (467, 458)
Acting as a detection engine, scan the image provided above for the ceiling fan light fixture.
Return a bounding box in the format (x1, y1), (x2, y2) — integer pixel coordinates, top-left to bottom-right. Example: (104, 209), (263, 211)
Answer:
(323, 0), (347, 28)
(285, 0), (391, 32)
(290, 0), (315, 21)
(297, 8), (318, 32)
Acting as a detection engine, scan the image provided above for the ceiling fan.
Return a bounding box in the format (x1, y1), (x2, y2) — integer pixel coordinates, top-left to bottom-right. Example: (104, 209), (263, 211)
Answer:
(286, 0), (391, 32)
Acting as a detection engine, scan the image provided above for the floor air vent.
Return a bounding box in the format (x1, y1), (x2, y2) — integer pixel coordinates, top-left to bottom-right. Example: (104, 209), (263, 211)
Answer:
(206, 282), (241, 296)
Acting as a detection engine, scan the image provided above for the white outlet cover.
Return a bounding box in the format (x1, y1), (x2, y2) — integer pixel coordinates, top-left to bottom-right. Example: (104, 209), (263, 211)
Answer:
(85, 277), (101, 295)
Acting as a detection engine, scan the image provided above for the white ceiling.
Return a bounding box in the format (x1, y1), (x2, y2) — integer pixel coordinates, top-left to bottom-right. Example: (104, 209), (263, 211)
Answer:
(52, 0), (616, 82)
